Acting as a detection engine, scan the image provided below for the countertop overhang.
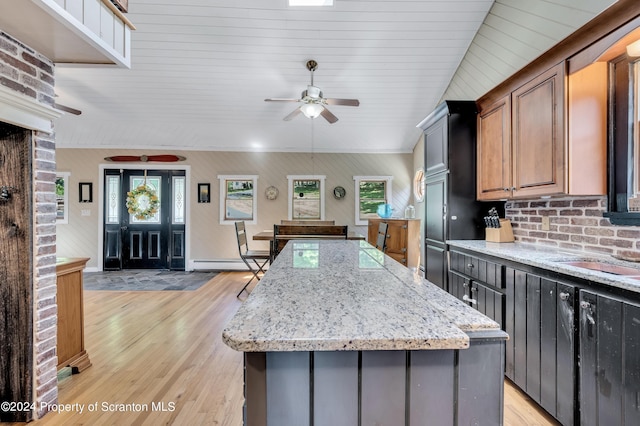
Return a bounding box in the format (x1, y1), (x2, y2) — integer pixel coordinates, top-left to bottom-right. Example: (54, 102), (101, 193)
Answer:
(223, 240), (503, 353)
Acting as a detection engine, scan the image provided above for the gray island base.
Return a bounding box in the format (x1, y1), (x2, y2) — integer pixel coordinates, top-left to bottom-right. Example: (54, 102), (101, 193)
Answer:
(223, 240), (508, 425)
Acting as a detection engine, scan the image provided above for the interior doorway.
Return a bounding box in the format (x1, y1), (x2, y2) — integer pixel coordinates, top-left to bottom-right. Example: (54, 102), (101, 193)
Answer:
(103, 168), (186, 270)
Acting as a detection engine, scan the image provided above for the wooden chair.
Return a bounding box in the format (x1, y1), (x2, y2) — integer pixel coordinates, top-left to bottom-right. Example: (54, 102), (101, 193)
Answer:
(235, 221), (271, 298)
(280, 220), (336, 225)
(273, 224), (348, 259)
(375, 222), (389, 252)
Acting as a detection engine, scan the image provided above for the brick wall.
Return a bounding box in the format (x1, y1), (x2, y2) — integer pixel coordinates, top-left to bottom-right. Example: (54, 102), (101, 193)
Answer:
(506, 196), (640, 259)
(0, 30), (58, 418)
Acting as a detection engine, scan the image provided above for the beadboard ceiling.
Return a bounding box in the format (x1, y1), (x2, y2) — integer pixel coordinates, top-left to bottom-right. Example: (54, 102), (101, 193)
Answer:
(52, 0), (615, 153)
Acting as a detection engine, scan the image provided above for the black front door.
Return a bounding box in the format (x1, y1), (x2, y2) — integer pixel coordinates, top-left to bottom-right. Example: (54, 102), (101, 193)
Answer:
(103, 168), (186, 270)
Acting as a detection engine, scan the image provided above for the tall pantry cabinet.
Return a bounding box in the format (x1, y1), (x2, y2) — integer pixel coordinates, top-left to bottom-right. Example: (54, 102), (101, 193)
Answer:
(417, 101), (500, 290)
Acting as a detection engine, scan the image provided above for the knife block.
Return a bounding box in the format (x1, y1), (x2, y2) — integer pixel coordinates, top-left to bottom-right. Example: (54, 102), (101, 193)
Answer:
(485, 219), (514, 243)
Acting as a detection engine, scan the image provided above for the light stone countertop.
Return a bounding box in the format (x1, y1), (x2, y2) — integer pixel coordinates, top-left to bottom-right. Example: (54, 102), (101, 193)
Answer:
(447, 240), (640, 294)
(222, 240), (503, 353)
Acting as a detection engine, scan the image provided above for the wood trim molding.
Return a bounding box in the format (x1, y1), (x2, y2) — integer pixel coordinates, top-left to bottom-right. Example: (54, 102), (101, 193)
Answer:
(0, 85), (62, 133)
(478, 0), (640, 107)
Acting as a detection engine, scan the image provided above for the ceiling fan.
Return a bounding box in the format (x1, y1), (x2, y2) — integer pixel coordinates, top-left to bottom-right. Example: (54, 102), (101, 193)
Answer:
(265, 60), (359, 124)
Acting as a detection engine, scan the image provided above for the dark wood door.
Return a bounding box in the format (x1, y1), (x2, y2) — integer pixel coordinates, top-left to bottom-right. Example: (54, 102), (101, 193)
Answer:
(104, 169), (186, 270)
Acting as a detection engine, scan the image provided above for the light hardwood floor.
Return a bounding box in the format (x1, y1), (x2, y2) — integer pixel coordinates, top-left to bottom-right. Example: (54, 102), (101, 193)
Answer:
(19, 272), (558, 425)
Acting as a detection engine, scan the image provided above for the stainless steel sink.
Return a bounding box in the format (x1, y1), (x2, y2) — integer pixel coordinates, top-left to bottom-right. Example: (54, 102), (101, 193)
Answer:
(560, 261), (640, 276)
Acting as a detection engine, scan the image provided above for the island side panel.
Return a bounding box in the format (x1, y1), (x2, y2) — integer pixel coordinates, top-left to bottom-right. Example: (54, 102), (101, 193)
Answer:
(244, 353), (266, 426)
(409, 350), (455, 424)
(457, 333), (506, 425)
(266, 352), (310, 426)
(313, 352), (359, 425)
(361, 351), (407, 426)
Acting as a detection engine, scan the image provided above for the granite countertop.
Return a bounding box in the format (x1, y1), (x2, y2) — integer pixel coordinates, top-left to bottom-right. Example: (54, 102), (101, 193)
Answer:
(223, 240), (503, 353)
(447, 240), (640, 294)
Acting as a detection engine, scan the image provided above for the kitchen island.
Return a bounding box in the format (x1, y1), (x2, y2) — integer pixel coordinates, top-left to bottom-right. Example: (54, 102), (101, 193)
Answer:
(223, 240), (507, 426)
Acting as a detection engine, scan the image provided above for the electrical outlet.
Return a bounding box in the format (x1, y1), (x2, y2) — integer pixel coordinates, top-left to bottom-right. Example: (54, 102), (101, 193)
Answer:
(541, 216), (550, 231)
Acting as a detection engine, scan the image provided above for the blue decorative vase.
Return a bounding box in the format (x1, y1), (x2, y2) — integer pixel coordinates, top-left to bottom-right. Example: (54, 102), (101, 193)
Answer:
(377, 204), (393, 218)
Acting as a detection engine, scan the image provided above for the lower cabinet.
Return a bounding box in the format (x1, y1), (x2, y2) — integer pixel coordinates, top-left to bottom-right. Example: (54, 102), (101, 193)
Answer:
(448, 250), (504, 328)
(579, 290), (640, 426)
(450, 248), (640, 426)
(504, 268), (576, 426)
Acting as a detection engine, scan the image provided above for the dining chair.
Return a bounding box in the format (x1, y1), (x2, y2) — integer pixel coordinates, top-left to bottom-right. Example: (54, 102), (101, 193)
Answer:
(375, 222), (389, 252)
(280, 220), (336, 225)
(272, 224), (348, 259)
(235, 221), (271, 298)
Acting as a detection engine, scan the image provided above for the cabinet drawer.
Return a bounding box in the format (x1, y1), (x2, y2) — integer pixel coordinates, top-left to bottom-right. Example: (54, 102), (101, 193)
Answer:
(449, 251), (503, 289)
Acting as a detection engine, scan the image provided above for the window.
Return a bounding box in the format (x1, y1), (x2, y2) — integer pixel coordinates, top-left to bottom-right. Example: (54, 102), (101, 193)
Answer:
(287, 175), (326, 220)
(413, 168), (425, 202)
(353, 176), (393, 225)
(56, 172), (70, 224)
(218, 175), (258, 224)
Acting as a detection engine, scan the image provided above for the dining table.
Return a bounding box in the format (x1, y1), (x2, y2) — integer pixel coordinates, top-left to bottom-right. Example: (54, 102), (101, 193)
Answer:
(252, 229), (365, 241)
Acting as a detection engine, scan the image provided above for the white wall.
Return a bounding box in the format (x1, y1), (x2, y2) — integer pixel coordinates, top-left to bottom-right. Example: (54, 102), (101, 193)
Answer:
(56, 148), (414, 270)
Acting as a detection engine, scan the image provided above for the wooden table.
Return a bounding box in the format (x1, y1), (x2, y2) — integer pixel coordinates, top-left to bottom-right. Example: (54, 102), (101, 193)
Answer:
(252, 230), (365, 241)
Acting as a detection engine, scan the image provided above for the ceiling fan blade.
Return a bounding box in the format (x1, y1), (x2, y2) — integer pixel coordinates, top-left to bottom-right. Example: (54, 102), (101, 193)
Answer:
(265, 98), (300, 102)
(324, 98), (359, 107)
(53, 102), (82, 115)
(320, 107), (339, 124)
(283, 107), (303, 121)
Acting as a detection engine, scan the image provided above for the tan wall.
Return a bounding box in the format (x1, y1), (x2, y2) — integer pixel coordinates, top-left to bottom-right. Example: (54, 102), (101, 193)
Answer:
(412, 133), (425, 270)
(56, 148), (414, 270)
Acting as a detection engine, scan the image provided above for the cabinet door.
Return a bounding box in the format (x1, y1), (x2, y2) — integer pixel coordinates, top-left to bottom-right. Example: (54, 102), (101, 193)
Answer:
(425, 244), (446, 290)
(385, 221), (408, 255)
(472, 281), (504, 329)
(477, 94), (511, 200)
(447, 271), (469, 302)
(424, 115), (448, 175)
(511, 62), (565, 197)
(579, 290), (640, 426)
(425, 175), (446, 245)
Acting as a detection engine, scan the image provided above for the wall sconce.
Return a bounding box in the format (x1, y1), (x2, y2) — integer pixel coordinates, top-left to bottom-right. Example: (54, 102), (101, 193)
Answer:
(627, 39), (640, 57)
(79, 182), (93, 203)
(198, 183), (210, 203)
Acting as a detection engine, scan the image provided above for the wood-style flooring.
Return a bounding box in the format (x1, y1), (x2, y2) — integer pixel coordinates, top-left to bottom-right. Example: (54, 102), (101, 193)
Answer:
(17, 272), (559, 425)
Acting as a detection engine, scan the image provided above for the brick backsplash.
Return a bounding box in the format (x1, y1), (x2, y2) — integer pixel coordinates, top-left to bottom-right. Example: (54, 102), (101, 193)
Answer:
(506, 196), (640, 258)
(0, 30), (57, 419)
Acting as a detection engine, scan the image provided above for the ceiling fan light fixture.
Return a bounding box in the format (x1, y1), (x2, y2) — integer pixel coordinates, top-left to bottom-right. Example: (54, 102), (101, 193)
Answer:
(301, 103), (324, 119)
(289, 0), (333, 6)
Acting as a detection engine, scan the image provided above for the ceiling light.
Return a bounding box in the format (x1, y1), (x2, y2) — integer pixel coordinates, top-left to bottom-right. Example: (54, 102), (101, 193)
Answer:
(627, 39), (640, 57)
(289, 0), (333, 6)
(301, 103), (324, 119)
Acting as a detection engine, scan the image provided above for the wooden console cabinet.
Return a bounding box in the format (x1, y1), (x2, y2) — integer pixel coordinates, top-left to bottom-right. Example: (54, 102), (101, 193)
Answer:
(367, 219), (420, 268)
(56, 258), (91, 373)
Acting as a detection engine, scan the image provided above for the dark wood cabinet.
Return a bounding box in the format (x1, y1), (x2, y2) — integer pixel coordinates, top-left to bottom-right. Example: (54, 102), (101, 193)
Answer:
(579, 290), (640, 426)
(504, 267), (576, 426)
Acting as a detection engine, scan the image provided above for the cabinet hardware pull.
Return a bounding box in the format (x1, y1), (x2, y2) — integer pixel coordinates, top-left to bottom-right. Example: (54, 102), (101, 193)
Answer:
(471, 287), (477, 293)
(462, 295), (477, 305)
(580, 301), (591, 309)
(463, 282), (468, 288)
(560, 292), (569, 301)
(467, 263), (474, 268)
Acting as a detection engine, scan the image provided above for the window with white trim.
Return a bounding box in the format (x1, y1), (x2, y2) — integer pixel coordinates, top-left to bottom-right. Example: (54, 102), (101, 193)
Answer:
(353, 176), (393, 225)
(56, 172), (70, 224)
(287, 175), (326, 220)
(218, 175), (258, 224)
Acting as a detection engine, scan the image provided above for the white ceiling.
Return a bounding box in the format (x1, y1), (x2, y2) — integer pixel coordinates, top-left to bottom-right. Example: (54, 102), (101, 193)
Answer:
(51, 0), (615, 154)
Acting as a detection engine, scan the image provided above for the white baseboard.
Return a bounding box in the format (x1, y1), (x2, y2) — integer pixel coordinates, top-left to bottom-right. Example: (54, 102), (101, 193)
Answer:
(189, 258), (269, 271)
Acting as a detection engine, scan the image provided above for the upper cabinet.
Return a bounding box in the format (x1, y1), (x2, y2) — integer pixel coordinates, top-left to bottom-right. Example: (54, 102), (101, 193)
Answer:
(478, 63), (574, 200)
(0, 0), (135, 67)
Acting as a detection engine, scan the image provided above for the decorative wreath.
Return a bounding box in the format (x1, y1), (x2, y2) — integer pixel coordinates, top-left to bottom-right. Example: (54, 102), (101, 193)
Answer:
(126, 184), (159, 220)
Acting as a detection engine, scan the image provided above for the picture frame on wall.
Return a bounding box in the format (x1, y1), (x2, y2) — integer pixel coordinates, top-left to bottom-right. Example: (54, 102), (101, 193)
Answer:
(79, 182), (92, 203)
(198, 183), (210, 203)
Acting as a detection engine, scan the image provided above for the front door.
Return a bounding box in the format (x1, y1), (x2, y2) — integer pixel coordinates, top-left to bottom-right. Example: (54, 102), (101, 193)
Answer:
(103, 168), (186, 270)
